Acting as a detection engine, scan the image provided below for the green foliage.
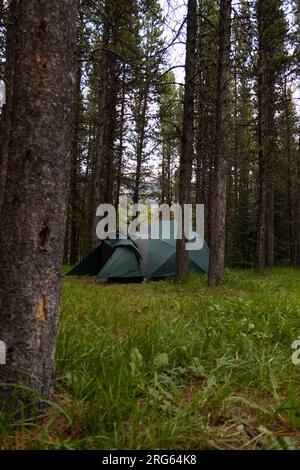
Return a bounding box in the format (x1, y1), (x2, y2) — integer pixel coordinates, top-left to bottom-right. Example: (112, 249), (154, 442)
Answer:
(1, 268), (300, 449)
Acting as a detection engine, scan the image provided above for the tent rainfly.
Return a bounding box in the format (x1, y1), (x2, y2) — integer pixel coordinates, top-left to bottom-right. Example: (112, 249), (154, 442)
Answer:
(67, 221), (209, 282)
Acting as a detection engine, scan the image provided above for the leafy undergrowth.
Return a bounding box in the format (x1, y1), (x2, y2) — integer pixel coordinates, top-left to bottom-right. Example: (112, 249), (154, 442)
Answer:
(1, 267), (300, 449)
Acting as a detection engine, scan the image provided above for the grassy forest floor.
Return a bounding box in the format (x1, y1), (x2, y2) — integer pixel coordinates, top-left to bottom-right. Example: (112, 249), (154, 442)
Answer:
(1, 267), (300, 449)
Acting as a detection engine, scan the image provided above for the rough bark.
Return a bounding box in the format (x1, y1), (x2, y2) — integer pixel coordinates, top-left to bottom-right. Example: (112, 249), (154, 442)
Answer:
(266, 178), (274, 267)
(195, 12), (205, 208)
(208, 0), (232, 286)
(255, 0), (279, 271)
(256, 62), (268, 272)
(133, 85), (149, 204)
(69, 60), (82, 265)
(0, 0), (77, 400)
(284, 82), (294, 264)
(115, 65), (126, 207)
(161, 146), (166, 204)
(175, 0), (197, 279)
(91, 0), (118, 248)
(166, 150), (172, 206)
(176, 0), (197, 279)
(161, 141), (173, 206)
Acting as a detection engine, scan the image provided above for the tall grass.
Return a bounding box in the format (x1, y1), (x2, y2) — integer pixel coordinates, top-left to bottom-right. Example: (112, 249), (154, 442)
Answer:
(1, 267), (300, 449)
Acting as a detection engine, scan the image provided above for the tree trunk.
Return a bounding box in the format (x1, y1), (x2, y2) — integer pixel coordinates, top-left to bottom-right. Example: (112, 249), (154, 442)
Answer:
(284, 82), (294, 264)
(69, 60), (82, 266)
(256, 62), (268, 271)
(265, 179), (274, 267)
(0, 0), (77, 400)
(255, 0), (278, 271)
(208, 0), (232, 286)
(161, 145), (166, 204)
(115, 65), (126, 207)
(91, 0), (118, 248)
(133, 86), (148, 204)
(175, 0), (197, 279)
(166, 150), (172, 205)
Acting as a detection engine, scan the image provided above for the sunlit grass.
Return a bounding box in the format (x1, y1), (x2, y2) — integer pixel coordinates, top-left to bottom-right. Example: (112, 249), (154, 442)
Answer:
(1, 267), (300, 449)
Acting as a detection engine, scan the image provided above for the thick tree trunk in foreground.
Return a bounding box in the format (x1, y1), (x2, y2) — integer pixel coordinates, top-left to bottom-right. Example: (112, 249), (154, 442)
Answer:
(0, 0), (77, 400)
(208, 0), (232, 286)
(175, 0), (197, 279)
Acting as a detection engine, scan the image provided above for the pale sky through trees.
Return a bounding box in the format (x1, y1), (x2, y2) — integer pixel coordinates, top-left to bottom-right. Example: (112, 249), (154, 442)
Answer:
(160, 0), (187, 83)
(160, 0), (299, 114)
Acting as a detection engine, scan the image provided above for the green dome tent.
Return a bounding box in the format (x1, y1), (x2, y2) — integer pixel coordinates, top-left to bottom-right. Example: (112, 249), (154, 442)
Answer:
(67, 221), (209, 281)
